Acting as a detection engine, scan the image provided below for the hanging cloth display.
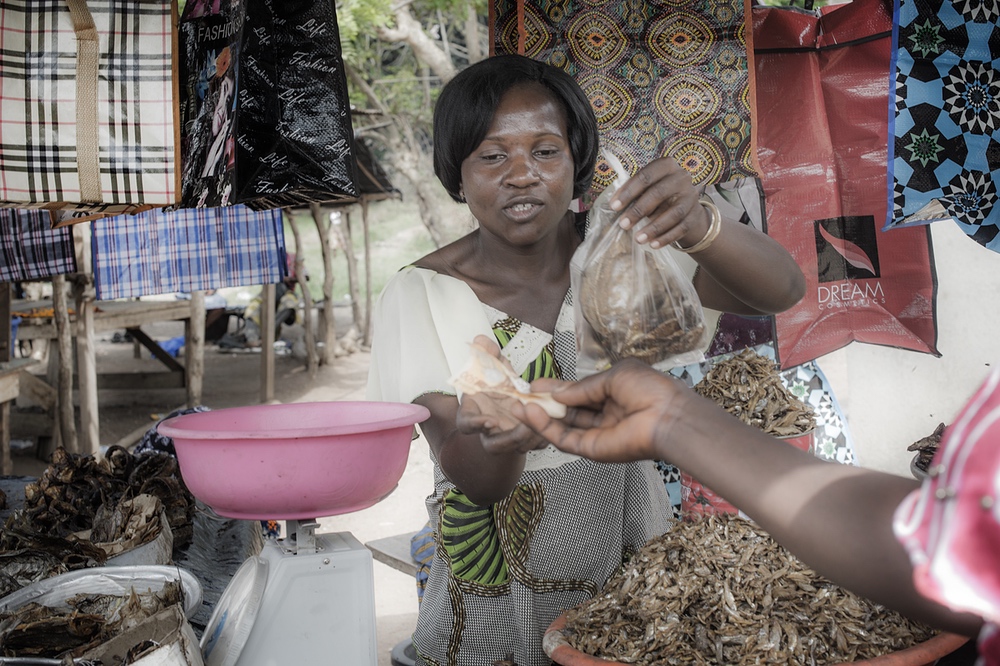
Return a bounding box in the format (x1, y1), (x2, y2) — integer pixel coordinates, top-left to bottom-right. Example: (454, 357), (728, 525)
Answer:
(0, 0), (180, 221)
(754, 0), (939, 369)
(490, 0), (759, 198)
(90, 205), (286, 300)
(0, 210), (78, 282)
(883, 0), (1000, 252)
(177, 0), (359, 210)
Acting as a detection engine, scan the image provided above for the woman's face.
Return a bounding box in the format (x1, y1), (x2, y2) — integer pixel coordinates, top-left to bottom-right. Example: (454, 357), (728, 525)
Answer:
(460, 82), (576, 247)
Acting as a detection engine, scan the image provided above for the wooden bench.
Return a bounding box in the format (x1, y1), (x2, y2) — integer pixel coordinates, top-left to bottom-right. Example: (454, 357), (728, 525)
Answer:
(365, 531), (419, 577)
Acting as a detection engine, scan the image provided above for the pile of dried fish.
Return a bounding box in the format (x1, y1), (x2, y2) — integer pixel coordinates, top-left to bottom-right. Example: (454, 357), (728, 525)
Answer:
(908, 423), (946, 473)
(693, 349), (815, 436)
(0, 580), (183, 659)
(8, 446), (195, 552)
(0, 447), (197, 597)
(562, 515), (936, 664)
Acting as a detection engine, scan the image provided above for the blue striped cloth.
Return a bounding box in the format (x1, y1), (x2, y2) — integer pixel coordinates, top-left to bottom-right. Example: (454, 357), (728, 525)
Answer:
(0, 209), (77, 282)
(91, 205), (286, 300)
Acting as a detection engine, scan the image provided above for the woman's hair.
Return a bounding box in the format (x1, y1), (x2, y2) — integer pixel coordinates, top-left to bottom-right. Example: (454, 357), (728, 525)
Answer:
(433, 54), (599, 202)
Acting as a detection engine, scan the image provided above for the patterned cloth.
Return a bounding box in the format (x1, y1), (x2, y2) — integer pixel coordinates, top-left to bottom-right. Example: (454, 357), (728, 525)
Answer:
(367, 266), (673, 666)
(885, 0), (1000, 252)
(0, 209), (77, 282)
(0, 0), (178, 215)
(490, 0), (757, 198)
(893, 366), (1000, 663)
(91, 205), (286, 300)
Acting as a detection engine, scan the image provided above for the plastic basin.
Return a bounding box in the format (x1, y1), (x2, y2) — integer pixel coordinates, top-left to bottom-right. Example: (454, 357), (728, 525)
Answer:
(158, 401), (430, 520)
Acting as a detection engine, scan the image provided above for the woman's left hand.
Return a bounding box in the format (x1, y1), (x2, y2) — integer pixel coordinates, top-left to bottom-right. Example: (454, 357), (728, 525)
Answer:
(457, 393), (552, 455)
(608, 157), (710, 249)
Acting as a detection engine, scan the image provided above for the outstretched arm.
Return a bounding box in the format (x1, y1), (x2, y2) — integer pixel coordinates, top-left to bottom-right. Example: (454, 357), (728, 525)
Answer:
(515, 360), (982, 637)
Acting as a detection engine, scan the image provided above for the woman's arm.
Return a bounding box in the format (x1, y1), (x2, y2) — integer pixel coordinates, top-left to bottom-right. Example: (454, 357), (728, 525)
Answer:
(609, 158), (805, 315)
(514, 360), (983, 637)
(415, 391), (546, 506)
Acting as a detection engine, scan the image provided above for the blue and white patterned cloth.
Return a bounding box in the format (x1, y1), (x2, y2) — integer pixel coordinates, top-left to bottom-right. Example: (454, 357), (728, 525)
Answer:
(0, 209), (77, 282)
(91, 205), (287, 300)
(885, 0), (1000, 252)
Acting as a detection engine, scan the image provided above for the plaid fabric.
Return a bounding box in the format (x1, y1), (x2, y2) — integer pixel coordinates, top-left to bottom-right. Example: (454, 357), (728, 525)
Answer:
(884, 0), (1000, 252)
(0, 208), (77, 281)
(90, 205), (287, 300)
(491, 0), (758, 198)
(0, 0), (178, 214)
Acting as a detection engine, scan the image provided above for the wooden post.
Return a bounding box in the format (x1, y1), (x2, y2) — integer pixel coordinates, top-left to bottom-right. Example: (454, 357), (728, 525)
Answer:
(309, 203), (337, 365)
(285, 211), (318, 374)
(0, 282), (10, 474)
(336, 209), (363, 335)
(260, 283), (276, 403)
(186, 291), (206, 407)
(361, 198), (373, 347)
(52, 275), (78, 453)
(73, 278), (99, 456)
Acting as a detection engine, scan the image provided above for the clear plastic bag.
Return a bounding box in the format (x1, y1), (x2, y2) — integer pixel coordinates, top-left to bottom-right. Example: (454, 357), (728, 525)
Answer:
(571, 154), (710, 377)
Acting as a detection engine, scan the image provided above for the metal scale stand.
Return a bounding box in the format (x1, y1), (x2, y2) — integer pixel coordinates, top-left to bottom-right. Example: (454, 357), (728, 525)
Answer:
(201, 519), (378, 666)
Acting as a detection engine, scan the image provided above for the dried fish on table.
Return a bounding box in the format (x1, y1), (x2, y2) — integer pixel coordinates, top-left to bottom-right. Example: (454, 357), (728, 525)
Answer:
(693, 349), (815, 437)
(562, 515), (937, 665)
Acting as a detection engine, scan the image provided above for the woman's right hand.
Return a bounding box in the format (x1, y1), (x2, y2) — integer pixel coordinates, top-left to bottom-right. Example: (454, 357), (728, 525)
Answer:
(515, 359), (687, 463)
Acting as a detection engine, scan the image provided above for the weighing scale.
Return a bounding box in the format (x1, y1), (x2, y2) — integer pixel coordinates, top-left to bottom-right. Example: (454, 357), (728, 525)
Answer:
(199, 519), (378, 666)
(158, 400), (431, 666)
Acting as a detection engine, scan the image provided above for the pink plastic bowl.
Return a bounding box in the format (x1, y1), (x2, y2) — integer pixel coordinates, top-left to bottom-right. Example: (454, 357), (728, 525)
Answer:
(158, 401), (430, 520)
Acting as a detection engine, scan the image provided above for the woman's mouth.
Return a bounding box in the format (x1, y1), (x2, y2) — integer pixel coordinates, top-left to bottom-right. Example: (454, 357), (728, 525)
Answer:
(505, 202), (541, 219)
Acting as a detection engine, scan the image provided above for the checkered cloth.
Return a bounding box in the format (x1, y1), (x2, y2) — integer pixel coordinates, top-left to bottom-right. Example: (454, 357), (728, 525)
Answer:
(0, 0), (178, 215)
(0, 208), (77, 281)
(91, 205), (287, 300)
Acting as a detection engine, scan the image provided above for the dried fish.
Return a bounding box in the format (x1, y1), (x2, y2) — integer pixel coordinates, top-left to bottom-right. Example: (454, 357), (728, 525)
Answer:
(693, 349), (815, 437)
(907, 422), (946, 473)
(562, 515), (937, 664)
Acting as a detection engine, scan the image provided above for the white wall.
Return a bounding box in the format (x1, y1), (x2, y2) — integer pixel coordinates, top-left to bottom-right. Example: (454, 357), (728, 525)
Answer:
(818, 220), (1000, 477)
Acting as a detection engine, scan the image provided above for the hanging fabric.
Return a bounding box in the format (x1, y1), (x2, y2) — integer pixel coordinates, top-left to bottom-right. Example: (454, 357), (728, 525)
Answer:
(0, 210), (78, 282)
(90, 205), (286, 300)
(754, 0), (939, 369)
(0, 0), (180, 221)
(883, 0), (1000, 253)
(177, 0), (359, 210)
(489, 0), (759, 199)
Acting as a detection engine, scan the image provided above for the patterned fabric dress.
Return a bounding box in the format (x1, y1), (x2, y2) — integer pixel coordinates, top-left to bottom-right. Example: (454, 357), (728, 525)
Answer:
(367, 266), (674, 666)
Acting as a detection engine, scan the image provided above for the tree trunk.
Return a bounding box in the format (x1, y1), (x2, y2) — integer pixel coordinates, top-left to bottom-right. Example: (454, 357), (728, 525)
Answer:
(309, 203), (342, 364)
(376, 7), (457, 84)
(465, 5), (484, 63)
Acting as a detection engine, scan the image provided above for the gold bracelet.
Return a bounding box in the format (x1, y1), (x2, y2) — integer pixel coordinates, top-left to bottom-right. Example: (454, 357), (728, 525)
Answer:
(672, 198), (722, 253)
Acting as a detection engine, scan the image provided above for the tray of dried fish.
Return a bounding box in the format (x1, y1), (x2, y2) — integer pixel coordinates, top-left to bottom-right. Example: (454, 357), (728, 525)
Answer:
(0, 565), (201, 661)
(692, 349), (815, 437)
(545, 514), (967, 665)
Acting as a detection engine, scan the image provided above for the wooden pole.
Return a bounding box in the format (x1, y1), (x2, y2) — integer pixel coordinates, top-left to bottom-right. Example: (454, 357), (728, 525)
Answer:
(361, 198), (373, 347)
(336, 209), (362, 335)
(186, 290), (205, 407)
(309, 203), (337, 365)
(284, 211), (318, 374)
(0, 282), (10, 474)
(260, 283), (276, 403)
(51, 274), (78, 453)
(73, 277), (99, 456)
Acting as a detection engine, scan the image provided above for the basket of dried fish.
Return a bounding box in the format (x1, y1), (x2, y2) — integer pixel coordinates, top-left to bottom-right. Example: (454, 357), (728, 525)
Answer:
(681, 349), (817, 517)
(543, 514), (970, 665)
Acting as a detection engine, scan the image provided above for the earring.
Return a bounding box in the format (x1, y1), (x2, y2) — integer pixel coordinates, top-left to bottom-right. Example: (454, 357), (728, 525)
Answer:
(459, 186), (466, 203)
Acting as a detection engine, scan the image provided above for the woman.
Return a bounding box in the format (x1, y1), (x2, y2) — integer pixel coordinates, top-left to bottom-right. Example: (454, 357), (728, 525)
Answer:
(367, 54), (805, 666)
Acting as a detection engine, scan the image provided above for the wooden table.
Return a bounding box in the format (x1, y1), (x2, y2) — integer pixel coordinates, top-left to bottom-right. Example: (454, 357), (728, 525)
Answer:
(13, 296), (205, 455)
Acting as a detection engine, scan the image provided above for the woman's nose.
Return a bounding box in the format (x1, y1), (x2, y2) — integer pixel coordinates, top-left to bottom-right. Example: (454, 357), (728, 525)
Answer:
(503, 154), (539, 186)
